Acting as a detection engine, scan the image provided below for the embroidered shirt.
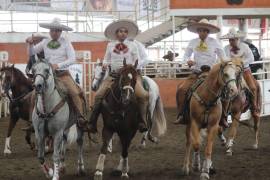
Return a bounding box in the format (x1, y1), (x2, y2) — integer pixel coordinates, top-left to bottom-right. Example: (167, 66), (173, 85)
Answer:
(103, 39), (139, 71)
(224, 42), (254, 68)
(183, 37), (226, 70)
(30, 37), (76, 70)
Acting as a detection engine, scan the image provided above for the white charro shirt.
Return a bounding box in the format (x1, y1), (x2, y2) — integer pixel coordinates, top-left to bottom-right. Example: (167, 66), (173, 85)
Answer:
(183, 37), (226, 70)
(103, 39), (140, 71)
(132, 40), (149, 69)
(224, 42), (254, 69)
(30, 37), (76, 70)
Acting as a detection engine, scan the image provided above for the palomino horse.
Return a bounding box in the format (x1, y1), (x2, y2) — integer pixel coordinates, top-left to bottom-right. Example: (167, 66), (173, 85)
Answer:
(0, 65), (35, 155)
(32, 60), (85, 180)
(91, 62), (167, 149)
(180, 61), (241, 180)
(220, 59), (262, 156)
(93, 60), (166, 179)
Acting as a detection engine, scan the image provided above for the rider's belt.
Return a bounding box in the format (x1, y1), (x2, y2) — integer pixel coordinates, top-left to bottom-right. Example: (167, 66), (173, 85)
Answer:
(55, 70), (70, 77)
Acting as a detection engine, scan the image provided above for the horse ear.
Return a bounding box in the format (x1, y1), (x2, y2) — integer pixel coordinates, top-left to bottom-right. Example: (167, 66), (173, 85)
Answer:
(134, 59), (138, 69)
(123, 58), (127, 66)
(11, 64), (15, 68)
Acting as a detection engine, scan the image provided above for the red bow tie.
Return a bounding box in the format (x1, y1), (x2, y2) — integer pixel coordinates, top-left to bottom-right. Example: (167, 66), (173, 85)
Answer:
(114, 43), (128, 54)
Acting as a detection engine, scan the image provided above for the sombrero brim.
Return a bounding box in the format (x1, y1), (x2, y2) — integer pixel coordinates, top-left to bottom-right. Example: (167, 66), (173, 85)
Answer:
(187, 22), (220, 34)
(220, 33), (245, 39)
(105, 20), (138, 40)
(39, 23), (73, 31)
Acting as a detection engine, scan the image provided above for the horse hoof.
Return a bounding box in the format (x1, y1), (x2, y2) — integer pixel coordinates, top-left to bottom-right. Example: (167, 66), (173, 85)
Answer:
(45, 168), (54, 179)
(200, 172), (210, 180)
(252, 144), (258, 149)
(209, 166), (217, 175)
(77, 168), (86, 176)
(192, 165), (201, 172)
(181, 166), (190, 176)
(4, 149), (12, 156)
(111, 170), (122, 177)
(52, 176), (59, 180)
(94, 171), (103, 180)
(121, 173), (129, 179)
(226, 150), (233, 156)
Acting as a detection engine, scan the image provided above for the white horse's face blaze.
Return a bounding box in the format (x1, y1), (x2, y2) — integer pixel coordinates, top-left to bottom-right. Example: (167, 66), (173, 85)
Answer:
(32, 62), (52, 94)
(223, 63), (239, 97)
(120, 72), (135, 105)
(92, 65), (104, 91)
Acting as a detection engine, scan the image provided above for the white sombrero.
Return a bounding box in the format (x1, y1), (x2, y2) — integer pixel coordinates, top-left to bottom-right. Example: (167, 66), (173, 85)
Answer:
(39, 18), (73, 31)
(187, 19), (220, 34)
(104, 19), (139, 40)
(220, 28), (245, 39)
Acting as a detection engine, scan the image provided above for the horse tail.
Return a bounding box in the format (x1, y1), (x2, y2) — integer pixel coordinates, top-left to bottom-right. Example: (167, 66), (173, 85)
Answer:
(153, 97), (167, 136)
(67, 124), (78, 145)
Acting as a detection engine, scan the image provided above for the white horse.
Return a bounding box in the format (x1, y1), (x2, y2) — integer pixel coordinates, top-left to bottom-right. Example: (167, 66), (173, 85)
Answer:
(32, 60), (85, 180)
(91, 63), (167, 150)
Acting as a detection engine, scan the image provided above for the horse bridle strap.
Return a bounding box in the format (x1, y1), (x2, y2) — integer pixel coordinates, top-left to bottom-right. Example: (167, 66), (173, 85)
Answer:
(6, 90), (33, 104)
(36, 98), (66, 119)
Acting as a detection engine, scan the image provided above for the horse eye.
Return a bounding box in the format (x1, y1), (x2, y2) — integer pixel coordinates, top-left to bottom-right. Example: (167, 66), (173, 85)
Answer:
(45, 69), (50, 74)
(224, 73), (229, 78)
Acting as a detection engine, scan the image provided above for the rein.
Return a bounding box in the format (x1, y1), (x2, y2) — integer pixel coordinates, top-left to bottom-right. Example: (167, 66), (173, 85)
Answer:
(35, 93), (66, 119)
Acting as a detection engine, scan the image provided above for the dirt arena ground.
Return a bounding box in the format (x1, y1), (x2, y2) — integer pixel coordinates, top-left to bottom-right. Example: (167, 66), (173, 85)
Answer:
(0, 108), (270, 180)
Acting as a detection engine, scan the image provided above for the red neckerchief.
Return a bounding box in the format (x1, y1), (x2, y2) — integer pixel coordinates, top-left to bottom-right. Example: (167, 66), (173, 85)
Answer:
(230, 46), (240, 54)
(113, 42), (129, 54)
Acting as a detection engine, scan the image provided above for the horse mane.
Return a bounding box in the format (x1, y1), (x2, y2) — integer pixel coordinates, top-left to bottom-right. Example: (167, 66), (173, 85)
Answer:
(2, 66), (33, 89)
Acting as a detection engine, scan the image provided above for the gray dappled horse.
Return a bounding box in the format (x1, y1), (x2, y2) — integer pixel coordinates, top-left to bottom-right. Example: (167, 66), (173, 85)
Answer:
(32, 60), (85, 180)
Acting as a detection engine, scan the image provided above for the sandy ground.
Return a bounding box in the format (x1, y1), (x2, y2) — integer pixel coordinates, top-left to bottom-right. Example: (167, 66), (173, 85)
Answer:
(0, 108), (270, 180)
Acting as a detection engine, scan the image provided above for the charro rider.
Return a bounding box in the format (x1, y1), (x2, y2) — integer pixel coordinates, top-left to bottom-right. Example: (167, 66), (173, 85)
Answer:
(174, 19), (227, 126)
(88, 19), (149, 136)
(25, 18), (87, 126)
(221, 28), (261, 122)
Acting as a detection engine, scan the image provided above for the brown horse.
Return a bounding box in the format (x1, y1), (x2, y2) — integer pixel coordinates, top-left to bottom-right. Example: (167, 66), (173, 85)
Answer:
(180, 61), (241, 180)
(0, 65), (34, 155)
(219, 60), (262, 156)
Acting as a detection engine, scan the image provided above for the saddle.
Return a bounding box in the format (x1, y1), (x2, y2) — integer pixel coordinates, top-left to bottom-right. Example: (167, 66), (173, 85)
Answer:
(182, 76), (206, 123)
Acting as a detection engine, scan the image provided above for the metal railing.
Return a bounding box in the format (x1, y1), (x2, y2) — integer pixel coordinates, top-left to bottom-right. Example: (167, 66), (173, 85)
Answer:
(0, 1), (170, 33)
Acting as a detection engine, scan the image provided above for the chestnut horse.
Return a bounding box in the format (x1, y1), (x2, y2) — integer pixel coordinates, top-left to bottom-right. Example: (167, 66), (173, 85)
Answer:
(219, 59), (262, 155)
(0, 65), (34, 155)
(180, 61), (241, 180)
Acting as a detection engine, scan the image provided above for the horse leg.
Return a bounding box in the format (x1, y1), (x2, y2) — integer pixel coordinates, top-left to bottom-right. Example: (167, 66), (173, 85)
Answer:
(252, 113), (260, 149)
(117, 135), (132, 178)
(191, 122), (201, 172)
(200, 125), (218, 180)
(140, 131), (148, 148)
(226, 112), (241, 156)
(4, 116), (18, 155)
(59, 134), (67, 175)
(76, 127), (86, 176)
(182, 124), (192, 175)
(52, 131), (64, 180)
(107, 137), (113, 153)
(25, 127), (35, 151)
(37, 126), (53, 179)
(94, 128), (113, 180)
(217, 126), (226, 146)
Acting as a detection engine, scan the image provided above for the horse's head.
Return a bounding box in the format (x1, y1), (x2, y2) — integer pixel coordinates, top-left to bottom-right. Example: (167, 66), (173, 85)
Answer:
(219, 60), (243, 98)
(32, 60), (54, 94)
(0, 65), (15, 94)
(118, 59), (138, 105)
(92, 62), (106, 91)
